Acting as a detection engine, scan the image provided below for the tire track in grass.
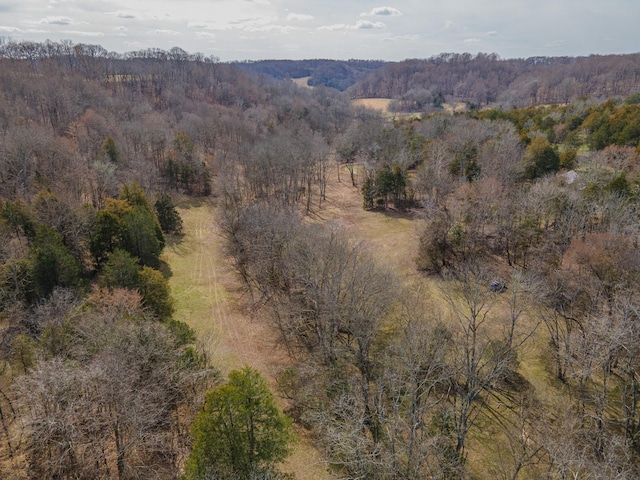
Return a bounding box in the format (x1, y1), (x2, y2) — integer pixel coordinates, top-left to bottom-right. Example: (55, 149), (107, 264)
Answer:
(166, 199), (337, 480)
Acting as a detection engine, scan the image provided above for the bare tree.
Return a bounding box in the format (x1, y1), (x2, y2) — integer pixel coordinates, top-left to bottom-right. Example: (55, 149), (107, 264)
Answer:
(13, 289), (214, 480)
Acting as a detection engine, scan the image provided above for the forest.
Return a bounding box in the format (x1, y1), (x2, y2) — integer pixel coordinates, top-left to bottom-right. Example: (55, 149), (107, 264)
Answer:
(1, 38), (640, 479)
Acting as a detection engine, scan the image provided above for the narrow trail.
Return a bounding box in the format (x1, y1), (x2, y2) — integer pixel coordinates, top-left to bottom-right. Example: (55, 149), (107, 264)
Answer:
(165, 198), (329, 479)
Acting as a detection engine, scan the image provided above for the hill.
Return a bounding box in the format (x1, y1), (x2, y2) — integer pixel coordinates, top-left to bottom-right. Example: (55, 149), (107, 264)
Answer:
(348, 52), (640, 109)
(234, 58), (391, 91)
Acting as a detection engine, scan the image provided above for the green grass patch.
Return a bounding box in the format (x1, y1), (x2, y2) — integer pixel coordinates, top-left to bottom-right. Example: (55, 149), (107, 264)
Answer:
(163, 199), (227, 345)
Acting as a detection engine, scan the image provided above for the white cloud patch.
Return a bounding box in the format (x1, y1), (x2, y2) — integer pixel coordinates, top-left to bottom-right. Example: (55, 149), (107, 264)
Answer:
(318, 19), (386, 31)
(38, 16), (75, 25)
(61, 30), (105, 37)
(317, 23), (347, 31)
(154, 29), (181, 36)
(245, 24), (297, 33)
(286, 13), (313, 21)
(362, 7), (402, 17)
(355, 20), (385, 29)
(0, 25), (23, 33)
(116, 12), (136, 19)
(195, 31), (216, 39)
(464, 38), (480, 43)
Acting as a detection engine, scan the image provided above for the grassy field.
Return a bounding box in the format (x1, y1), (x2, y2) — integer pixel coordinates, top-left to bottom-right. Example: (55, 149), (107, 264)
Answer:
(351, 97), (393, 112)
(292, 76), (312, 89)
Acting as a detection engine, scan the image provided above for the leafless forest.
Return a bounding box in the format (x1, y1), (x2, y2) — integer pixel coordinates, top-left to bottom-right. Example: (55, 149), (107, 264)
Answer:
(1, 40), (640, 479)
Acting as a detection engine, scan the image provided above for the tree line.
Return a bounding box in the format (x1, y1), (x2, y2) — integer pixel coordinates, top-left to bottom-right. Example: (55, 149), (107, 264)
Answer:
(348, 52), (640, 110)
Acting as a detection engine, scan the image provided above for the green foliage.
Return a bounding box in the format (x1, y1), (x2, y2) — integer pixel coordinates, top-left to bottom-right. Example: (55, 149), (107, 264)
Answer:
(30, 225), (81, 299)
(450, 141), (480, 182)
(98, 249), (174, 320)
(173, 131), (195, 162)
(99, 136), (119, 163)
(522, 136), (560, 180)
(167, 318), (197, 346)
(604, 171), (632, 197)
(90, 208), (122, 266)
(121, 206), (165, 268)
(11, 333), (37, 372)
(559, 147), (577, 170)
(119, 180), (153, 212)
(90, 193), (164, 269)
(1, 199), (36, 240)
(362, 163), (407, 209)
(624, 92), (640, 105)
(584, 102), (640, 150)
(184, 366), (294, 480)
(98, 248), (140, 290)
(155, 193), (183, 234)
(137, 266), (174, 320)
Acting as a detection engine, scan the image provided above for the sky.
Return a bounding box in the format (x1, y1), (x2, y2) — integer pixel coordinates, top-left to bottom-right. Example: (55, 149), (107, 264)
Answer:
(0, 0), (639, 62)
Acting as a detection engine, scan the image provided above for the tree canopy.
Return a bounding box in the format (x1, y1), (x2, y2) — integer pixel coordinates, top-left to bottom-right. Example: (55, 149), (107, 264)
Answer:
(184, 366), (294, 480)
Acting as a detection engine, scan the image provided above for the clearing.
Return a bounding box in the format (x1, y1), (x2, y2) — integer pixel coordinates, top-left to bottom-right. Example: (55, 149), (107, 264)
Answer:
(164, 163), (550, 478)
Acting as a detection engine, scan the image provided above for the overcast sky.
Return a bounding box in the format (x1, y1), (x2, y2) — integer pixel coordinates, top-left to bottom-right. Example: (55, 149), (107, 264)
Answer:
(1, 0), (639, 61)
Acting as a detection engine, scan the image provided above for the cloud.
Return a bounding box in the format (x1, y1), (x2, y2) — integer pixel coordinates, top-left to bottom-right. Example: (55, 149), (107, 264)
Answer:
(153, 29), (181, 36)
(286, 13), (313, 21)
(244, 24), (297, 33)
(463, 38), (480, 44)
(317, 23), (347, 31)
(355, 20), (385, 29)
(362, 7), (402, 17)
(38, 16), (75, 25)
(116, 12), (136, 19)
(61, 30), (105, 37)
(187, 21), (209, 29)
(0, 25), (23, 33)
(318, 19), (386, 31)
(195, 31), (216, 40)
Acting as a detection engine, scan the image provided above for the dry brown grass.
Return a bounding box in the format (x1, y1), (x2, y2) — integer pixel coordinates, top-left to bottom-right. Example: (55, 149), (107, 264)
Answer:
(311, 165), (419, 279)
(351, 97), (393, 112)
(292, 76), (312, 89)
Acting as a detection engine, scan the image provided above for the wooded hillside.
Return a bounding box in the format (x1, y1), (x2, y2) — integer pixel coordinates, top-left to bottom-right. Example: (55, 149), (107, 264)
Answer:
(348, 52), (640, 109)
(1, 39), (640, 479)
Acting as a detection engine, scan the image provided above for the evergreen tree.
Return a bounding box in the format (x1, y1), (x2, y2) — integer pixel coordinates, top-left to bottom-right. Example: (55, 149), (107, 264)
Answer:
(30, 225), (81, 299)
(184, 367), (294, 480)
(155, 193), (183, 234)
(121, 205), (165, 269)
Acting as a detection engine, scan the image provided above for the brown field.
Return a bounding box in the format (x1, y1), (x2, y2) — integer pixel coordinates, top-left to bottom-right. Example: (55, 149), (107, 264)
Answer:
(292, 76), (312, 89)
(351, 97), (393, 112)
